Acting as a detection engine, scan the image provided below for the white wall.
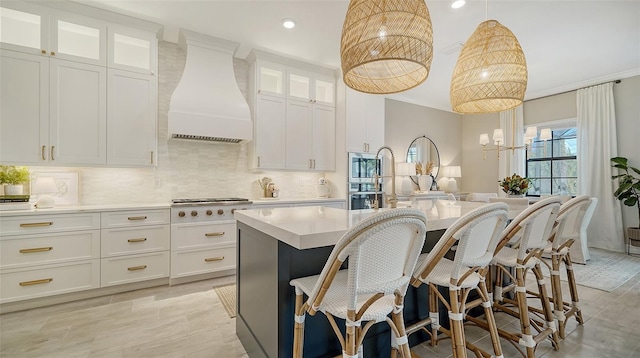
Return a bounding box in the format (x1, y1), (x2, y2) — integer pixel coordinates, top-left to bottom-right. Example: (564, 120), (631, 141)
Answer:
(461, 112), (500, 193)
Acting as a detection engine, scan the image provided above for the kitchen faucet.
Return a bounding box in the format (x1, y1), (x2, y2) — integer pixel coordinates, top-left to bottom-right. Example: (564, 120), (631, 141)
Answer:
(373, 146), (398, 209)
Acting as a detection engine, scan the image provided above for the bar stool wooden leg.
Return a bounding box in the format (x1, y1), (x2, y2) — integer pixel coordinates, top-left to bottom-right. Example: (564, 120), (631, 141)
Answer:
(477, 279), (503, 358)
(448, 287), (467, 358)
(514, 266), (536, 358)
(533, 263), (560, 349)
(293, 289), (306, 358)
(391, 295), (411, 358)
(563, 253), (584, 332)
(345, 309), (358, 357)
(429, 285), (439, 347)
(549, 253), (567, 338)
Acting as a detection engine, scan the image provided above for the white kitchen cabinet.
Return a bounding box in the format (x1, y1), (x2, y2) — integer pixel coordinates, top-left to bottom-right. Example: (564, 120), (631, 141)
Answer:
(107, 69), (157, 166)
(100, 209), (170, 287)
(345, 88), (385, 154)
(108, 24), (157, 75)
(0, 212), (101, 304)
(50, 58), (107, 165)
(171, 221), (237, 279)
(287, 68), (335, 107)
(248, 49), (337, 171)
(253, 94), (286, 169)
(285, 100), (335, 171)
(0, 2), (106, 66)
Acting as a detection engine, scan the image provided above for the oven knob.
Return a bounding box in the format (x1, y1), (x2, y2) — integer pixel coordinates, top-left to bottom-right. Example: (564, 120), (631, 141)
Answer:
(231, 208), (236, 214)
(191, 210), (198, 217)
(217, 209), (224, 215)
(178, 211), (185, 217)
(206, 210), (213, 216)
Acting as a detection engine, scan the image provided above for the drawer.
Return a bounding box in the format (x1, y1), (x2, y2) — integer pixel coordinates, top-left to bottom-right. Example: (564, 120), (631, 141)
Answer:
(101, 251), (169, 287)
(171, 222), (236, 250)
(101, 225), (170, 257)
(0, 259), (100, 303)
(0, 213), (100, 236)
(101, 209), (170, 228)
(170, 245), (236, 278)
(1, 230), (100, 270)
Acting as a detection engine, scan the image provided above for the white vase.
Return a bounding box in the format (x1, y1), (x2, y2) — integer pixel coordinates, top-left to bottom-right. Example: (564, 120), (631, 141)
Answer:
(4, 184), (23, 195)
(315, 184), (331, 198)
(508, 194), (524, 198)
(418, 175), (432, 192)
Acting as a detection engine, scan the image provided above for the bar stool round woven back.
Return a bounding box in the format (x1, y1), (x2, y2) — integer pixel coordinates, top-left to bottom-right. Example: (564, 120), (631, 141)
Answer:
(408, 202), (509, 358)
(289, 208), (427, 358)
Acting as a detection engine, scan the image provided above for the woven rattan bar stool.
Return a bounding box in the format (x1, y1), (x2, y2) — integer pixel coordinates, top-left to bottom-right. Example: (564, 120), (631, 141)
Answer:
(407, 203), (509, 358)
(539, 195), (593, 338)
(478, 197), (562, 358)
(289, 208), (427, 358)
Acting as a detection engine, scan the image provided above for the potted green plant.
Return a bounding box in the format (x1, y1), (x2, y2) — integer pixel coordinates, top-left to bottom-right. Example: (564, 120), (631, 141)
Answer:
(0, 165), (30, 195)
(498, 173), (531, 197)
(611, 157), (640, 248)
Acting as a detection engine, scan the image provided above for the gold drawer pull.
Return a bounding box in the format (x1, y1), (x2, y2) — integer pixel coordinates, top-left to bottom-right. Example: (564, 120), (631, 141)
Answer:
(127, 216), (147, 221)
(20, 247), (53, 253)
(127, 238), (147, 243)
(20, 222), (53, 228)
(20, 278), (53, 286)
(127, 265), (147, 271)
(204, 256), (224, 262)
(205, 232), (225, 237)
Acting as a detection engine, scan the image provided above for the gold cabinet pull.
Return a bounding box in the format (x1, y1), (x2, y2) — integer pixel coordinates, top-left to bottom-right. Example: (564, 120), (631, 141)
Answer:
(50, 51), (55, 56)
(205, 232), (225, 237)
(50, 145), (55, 160)
(204, 256), (224, 262)
(20, 222), (53, 228)
(127, 265), (147, 271)
(257, 156), (261, 167)
(41, 49), (46, 54)
(127, 216), (147, 221)
(42, 145), (46, 160)
(20, 247), (53, 253)
(127, 238), (147, 243)
(20, 278), (53, 286)
(150, 151), (154, 164)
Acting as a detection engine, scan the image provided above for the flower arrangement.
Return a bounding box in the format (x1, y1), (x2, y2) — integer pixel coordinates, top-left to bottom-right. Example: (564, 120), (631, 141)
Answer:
(499, 173), (531, 196)
(0, 165), (30, 185)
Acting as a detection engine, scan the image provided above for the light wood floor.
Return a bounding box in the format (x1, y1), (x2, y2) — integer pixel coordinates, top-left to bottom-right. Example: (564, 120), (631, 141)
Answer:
(2, 271), (639, 357)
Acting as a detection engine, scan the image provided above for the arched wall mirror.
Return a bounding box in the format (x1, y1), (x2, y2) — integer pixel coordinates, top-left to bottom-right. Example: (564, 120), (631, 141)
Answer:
(406, 135), (440, 186)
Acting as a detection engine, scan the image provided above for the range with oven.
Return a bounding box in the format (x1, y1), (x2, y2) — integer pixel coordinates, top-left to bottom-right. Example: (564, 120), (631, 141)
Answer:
(170, 198), (252, 283)
(348, 152), (384, 210)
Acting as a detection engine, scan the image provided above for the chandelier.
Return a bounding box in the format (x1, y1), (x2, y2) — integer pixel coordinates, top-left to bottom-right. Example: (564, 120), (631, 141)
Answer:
(479, 109), (551, 159)
(450, 10), (528, 113)
(340, 0), (434, 94)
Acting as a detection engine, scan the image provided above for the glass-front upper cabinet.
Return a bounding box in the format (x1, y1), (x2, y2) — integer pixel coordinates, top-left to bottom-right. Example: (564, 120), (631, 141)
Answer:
(0, 2), (106, 65)
(108, 24), (157, 75)
(257, 60), (285, 97)
(287, 68), (335, 107)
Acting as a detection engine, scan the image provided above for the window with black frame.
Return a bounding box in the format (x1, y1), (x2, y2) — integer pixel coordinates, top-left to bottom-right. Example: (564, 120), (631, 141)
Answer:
(526, 128), (578, 196)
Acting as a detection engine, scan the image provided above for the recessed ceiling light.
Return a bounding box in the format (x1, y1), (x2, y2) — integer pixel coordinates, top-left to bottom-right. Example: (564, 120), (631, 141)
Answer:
(282, 18), (296, 29)
(451, 0), (466, 9)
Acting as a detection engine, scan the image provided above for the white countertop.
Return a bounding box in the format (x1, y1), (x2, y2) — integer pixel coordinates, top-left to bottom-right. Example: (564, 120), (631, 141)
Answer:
(251, 197), (345, 205)
(0, 203), (170, 216)
(235, 200), (520, 250)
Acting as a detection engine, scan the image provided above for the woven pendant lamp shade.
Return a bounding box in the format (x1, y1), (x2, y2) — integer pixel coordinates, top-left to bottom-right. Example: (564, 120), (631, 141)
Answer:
(340, 0), (433, 94)
(450, 20), (528, 114)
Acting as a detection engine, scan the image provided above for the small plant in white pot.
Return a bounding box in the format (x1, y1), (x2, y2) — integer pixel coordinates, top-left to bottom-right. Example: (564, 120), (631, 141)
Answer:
(611, 157), (640, 250)
(0, 165), (30, 195)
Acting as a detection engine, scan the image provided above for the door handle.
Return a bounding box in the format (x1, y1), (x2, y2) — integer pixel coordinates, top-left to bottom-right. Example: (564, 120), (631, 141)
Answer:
(42, 145), (46, 160)
(50, 145), (55, 160)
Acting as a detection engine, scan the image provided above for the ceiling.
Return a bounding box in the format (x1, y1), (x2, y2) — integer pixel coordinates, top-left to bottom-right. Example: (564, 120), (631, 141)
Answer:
(75, 0), (640, 113)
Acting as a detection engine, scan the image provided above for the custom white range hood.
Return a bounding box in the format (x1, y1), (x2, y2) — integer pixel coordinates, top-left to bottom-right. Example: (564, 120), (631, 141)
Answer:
(168, 29), (252, 143)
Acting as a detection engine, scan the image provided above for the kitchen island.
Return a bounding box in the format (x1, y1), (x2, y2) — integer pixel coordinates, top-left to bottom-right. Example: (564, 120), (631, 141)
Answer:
(234, 201), (518, 358)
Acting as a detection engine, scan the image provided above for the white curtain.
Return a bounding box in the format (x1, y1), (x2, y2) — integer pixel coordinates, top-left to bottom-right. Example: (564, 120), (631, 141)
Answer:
(498, 105), (525, 197)
(577, 82), (624, 252)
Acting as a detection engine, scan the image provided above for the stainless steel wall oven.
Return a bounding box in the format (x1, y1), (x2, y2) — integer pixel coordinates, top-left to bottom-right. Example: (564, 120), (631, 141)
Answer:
(348, 152), (384, 210)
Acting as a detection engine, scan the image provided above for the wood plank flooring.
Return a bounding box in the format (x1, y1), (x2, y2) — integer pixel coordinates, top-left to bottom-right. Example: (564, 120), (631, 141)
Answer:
(2, 271), (639, 357)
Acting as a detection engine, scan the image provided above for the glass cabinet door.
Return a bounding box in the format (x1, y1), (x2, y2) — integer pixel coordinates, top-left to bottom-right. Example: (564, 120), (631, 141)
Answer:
(50, 11), (106, 65)
(0, 4), (48, 54)
(287, 69), (311, 101)
(314, 76), (335, 106)
(257, 60), (285, 97)
(108, 25), (157, 75)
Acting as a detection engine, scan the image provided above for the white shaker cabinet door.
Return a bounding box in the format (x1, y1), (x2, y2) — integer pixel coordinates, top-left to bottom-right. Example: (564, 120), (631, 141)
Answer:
(345, 88), (385, 154)
(49, 58), (107, 165)
(107, 69), (157, 166)
(311, 104), (336, 171)
(285, 99), (313, 170)
(254, 94), (286, 169)
(0, 50), (49, 164)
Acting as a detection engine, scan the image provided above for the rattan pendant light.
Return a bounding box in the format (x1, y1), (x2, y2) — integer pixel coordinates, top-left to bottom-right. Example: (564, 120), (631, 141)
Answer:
(450, 19), (528, 113)
(340, 0), (433, 94)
